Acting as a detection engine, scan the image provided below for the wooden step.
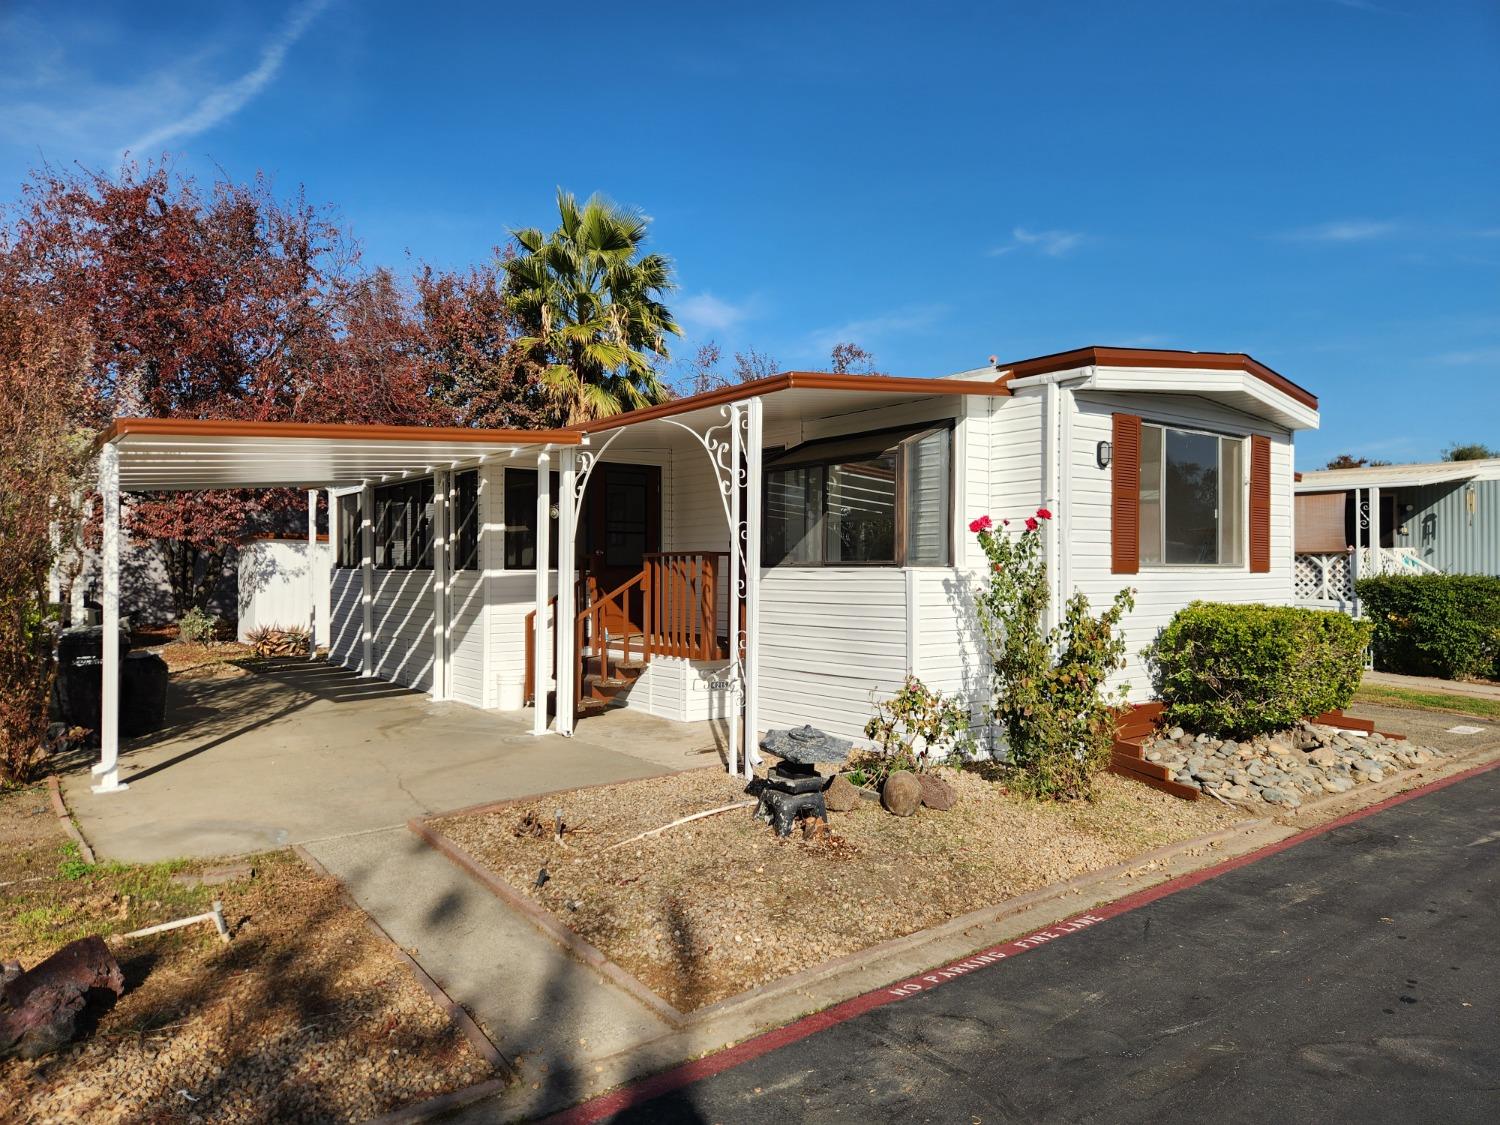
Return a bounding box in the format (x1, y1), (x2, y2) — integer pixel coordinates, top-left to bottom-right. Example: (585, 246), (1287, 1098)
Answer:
(1108, 759), (1200, 800)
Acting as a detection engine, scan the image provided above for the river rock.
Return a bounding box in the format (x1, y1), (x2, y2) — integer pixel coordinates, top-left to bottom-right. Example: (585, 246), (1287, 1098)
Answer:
(881, 772), (922, 817)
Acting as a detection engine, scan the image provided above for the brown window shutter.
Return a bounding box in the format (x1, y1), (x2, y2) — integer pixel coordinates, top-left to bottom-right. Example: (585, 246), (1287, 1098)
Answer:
(1250, 434), (1272, 572)
(1111, 413), (1141, 574)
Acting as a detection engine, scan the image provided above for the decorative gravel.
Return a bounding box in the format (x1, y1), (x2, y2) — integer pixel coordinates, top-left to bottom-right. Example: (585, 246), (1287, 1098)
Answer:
(1, 789), (492, 1124)
(432, 767), (1245, 1012)
(1141, 722), (1444, 808)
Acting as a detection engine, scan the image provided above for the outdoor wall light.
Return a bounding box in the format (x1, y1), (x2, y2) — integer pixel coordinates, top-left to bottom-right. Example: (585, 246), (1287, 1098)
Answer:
(1096, 440), (1112, 469)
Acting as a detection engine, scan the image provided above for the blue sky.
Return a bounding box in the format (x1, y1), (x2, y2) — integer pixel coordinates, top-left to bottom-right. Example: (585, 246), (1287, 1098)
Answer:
(1, 0), (1496, 464)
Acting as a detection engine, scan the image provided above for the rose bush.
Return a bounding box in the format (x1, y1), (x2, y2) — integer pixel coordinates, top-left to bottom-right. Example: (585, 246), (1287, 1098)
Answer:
(972, 507), (1135, 800)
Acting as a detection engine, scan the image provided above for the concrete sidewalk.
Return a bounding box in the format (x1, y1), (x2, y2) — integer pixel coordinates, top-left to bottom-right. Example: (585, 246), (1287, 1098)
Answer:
(66, 659), (724, 862)
(301, 828), (673, 1099)
(1362, 669), (1500, 700)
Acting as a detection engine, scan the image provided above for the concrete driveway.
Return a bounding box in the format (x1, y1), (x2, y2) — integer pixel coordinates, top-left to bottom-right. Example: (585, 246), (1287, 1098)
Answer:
(65, 659), (724, 862)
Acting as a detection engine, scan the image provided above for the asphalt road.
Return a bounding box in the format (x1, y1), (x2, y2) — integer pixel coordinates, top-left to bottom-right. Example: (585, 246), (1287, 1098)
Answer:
(603, 766), (1500, 1124)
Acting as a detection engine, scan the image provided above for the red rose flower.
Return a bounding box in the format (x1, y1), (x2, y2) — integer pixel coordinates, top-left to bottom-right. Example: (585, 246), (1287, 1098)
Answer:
(1025, 516), (1039, 531)
(968, 515), (993, 533)
(1036, 507), (1053, 520)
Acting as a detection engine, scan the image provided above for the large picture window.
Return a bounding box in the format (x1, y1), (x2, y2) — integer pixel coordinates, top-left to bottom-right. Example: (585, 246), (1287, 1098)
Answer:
(762, 424), (952, 567)
(1138, 423), (1246, 566)
(374, 478), (434, 570)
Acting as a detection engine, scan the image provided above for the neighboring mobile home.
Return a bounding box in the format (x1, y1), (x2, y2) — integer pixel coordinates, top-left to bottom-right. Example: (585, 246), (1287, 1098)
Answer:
(1293, 459), (1500, 613)
(86, 346), (1319, 792)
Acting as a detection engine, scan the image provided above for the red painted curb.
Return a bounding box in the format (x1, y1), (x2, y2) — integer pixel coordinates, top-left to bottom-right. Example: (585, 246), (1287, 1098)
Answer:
(541, 756), (1500, 1125)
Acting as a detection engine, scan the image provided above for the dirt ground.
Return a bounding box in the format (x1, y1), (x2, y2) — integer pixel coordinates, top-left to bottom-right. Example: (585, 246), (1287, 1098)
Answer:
(0, 786), (493, 1124)
(433, 768), (1247, 1012)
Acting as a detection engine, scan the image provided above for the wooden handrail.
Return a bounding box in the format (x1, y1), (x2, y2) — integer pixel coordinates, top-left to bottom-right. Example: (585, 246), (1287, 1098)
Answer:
(522, 595), (558, 706)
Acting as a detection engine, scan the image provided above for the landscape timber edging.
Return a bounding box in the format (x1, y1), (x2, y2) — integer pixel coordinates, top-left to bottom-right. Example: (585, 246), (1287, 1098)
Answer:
(408, 808), (1275, 1031)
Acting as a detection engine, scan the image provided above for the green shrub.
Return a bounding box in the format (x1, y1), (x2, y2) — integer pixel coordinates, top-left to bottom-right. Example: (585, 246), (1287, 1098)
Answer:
(177, 607), (219, 645)
(1354, 574), (1500, 681)
(1145, 602), (1371, 737)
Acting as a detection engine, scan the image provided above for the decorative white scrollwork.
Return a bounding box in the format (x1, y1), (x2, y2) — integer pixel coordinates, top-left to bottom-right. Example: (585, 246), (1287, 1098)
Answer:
(572, 429), (626, 506)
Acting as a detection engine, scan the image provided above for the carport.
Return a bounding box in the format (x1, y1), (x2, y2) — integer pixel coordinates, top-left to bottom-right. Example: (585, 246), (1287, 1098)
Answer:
(90, 417), (582, 793)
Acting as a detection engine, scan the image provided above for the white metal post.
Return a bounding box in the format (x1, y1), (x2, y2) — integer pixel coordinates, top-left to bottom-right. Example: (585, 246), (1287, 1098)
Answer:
(1368, 485), (1382, 577)
(743, 397), (764, 779)
(532, 450), (552, 736)
(91, 444), (126, 793)
(360, 483), (374, 675)
(556, 449), (577, 736)
(306, 490), (318, 661)
(430, 471), (449, 701)
(322, 488), (337, 651)
(727, 403), (742, 776)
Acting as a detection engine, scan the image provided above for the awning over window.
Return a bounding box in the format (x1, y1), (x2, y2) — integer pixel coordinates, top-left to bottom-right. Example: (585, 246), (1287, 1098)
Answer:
(1295, 492), (1348, 553)
(766, 423), (945, 470)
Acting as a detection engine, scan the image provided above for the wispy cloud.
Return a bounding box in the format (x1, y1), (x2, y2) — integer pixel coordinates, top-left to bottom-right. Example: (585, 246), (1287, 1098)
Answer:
(676, 292), (755, 335)
(0, 2), (329, 170)
(1277, 219), (1399, 243)
(123, 0), (332, 157)
(1432, 346), (1500, 366)
(803, 304), (946, 356)
(989, 226), (1085, 257)
(1321, 0), (1401, 13)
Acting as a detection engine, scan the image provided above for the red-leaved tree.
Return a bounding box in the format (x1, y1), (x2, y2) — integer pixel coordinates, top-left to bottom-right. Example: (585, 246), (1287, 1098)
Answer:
(2, 162), (492, 612)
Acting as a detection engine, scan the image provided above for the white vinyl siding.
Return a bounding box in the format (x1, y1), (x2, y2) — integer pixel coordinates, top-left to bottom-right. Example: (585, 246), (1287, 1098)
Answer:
(757, 568), (909, 740)
(328, 567), (362, 670)
(1068, 390), (1295, 697)
(369, 568), (434, 691)
(448, 569), (486, 707)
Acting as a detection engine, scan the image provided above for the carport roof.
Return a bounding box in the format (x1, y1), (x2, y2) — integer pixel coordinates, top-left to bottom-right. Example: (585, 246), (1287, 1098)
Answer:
(99, 417), (579, 492)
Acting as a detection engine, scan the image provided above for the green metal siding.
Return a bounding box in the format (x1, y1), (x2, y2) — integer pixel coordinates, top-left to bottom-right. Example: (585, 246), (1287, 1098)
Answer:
(1392, 478), (1500, 576)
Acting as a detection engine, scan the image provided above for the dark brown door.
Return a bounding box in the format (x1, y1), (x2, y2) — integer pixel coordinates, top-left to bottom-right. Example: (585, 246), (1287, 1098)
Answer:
(583, 464), (661, 630)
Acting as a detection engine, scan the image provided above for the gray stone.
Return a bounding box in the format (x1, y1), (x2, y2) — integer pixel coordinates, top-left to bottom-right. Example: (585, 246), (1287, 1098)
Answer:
(881, 772), (922, 817)
(1166, 726), (1185, 740)
(761, 724), (854, 767)
(1260, 786), (1297, 806)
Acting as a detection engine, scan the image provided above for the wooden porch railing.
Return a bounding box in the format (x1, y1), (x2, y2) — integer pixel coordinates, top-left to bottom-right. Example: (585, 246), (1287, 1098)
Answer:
(642, 552), (728, 661)
(525, 551), (731, 718)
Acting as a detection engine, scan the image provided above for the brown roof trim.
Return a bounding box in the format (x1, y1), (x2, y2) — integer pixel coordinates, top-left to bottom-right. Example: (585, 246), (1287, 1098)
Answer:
(997, 346), (1318, 410)
(574, 370), (1007, 434)
(98, 417), (582, 449)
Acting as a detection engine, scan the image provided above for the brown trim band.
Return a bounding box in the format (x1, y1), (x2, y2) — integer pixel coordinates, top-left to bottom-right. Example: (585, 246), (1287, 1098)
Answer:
(573, 371), (1008, 434)
(98, 416), (584, 449)
(999, 346), (1319, 410)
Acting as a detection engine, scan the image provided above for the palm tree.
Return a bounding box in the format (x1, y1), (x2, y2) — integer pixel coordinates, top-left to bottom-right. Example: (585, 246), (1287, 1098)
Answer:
(502, 191), (681, 424)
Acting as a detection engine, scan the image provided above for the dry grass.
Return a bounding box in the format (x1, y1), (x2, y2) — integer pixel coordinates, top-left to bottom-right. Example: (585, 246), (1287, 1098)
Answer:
(433, 767), (1246, 1012)
(145, 639), (255, 680)
(0, 786), (492, 1123)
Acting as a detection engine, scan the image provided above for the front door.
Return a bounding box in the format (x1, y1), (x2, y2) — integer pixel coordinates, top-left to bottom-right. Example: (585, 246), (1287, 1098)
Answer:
(583, 464), (661, 630)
